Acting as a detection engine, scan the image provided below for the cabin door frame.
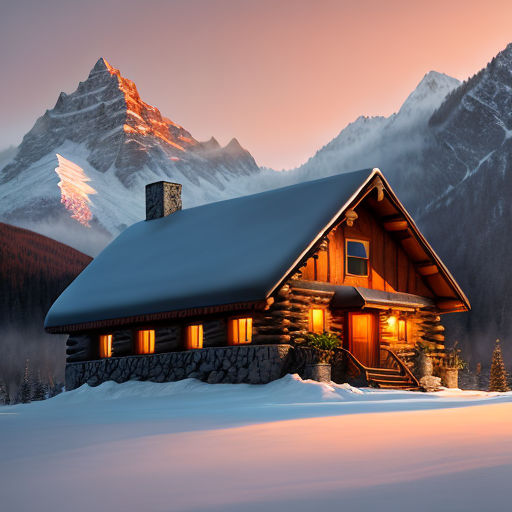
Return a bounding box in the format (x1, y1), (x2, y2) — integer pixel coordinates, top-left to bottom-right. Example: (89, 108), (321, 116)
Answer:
(346, 311), (379, 368)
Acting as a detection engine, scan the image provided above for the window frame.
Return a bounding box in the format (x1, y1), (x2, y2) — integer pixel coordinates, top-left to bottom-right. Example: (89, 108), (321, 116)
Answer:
(99, 334), (113, 358)
(185, 323), (204, 350)
(397, 318), (407, 342)
(308, 308), (326, 334)
(227, 317), (253, 345)
(345, 238), (370, 277)
(135, 329), (155, 355)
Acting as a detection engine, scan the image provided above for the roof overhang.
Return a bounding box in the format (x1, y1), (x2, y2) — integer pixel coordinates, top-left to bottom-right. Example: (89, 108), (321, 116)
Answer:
(45, 299), (271, 334)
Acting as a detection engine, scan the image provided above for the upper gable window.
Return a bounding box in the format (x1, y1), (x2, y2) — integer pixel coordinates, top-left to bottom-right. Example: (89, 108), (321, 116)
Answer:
(346, 240), (369, 277)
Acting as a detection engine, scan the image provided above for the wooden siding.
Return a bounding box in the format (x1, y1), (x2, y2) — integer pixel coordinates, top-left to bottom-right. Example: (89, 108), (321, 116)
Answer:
(300, 206), (434, 298)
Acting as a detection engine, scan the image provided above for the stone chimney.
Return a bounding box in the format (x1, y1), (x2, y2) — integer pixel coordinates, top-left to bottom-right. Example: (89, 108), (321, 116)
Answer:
(145, 181), (182, 220)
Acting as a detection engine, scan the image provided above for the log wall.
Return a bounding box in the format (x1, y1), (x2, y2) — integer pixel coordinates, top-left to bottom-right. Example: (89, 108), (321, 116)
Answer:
(253, 283), (341, 345)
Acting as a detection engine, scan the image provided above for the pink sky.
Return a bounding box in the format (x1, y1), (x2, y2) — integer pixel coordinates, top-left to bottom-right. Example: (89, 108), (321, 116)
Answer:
(1, 0), (512, 169)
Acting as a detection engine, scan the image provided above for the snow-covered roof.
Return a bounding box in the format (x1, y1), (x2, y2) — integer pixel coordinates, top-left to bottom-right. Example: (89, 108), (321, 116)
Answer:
(45, 168), (377, 329)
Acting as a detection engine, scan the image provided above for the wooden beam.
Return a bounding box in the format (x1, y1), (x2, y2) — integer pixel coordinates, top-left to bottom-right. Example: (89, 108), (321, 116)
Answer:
(264, 297), (275, 310)
(437, 299), (465, 311)
(383, 219), (409, 231)
(416, 263), (439, 276)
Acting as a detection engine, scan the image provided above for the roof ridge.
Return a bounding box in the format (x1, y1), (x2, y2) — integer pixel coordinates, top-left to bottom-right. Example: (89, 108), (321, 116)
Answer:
(163, 168), (377, 217)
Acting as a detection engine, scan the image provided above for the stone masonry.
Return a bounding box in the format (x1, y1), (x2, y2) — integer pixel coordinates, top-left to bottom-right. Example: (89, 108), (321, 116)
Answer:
(66, 344), (294, 390)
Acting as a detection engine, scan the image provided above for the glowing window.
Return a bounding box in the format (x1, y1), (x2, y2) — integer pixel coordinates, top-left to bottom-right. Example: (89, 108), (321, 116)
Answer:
(99, 334), (112, 358)
(398, 319), (407, 341)
(309, 309), (325, 333)
(346, 239), (369, 276)
(228, 318), (252, 345)
(136, 329), (155, 354)
(186, 324), (204, 349)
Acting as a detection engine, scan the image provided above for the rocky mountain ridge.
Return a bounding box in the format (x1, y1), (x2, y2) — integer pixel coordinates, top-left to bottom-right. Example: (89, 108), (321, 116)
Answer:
(416, 43), (512, 361)
(294, 71), (461, 210)
(0, 58), (259, 253)
(295, 43), (512, 362)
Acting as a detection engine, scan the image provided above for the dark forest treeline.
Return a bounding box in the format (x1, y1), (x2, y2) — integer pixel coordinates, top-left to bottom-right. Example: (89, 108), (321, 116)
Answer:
(0, 222), (91, 403)
(0, 222), (92, 325)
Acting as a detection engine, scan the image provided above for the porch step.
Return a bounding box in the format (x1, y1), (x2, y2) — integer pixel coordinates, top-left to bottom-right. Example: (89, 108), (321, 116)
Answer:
(368, 374), (412, 383)
(367, 367), (402, 376)
(367, 370), (402, 379)
(377, 384), (422, 391)
(365, 366), (419, 390)
(333, 347), (421, 391)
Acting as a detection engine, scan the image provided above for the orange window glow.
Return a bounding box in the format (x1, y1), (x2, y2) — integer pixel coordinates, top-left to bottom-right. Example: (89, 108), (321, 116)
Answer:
(228, 318), (253, 345)
(309, 309), (325, 333)
(99, 334), (113, 358)
(136, 329), (155, 354)
(398, 319), (407, 341)
(186, 324), (204, 349)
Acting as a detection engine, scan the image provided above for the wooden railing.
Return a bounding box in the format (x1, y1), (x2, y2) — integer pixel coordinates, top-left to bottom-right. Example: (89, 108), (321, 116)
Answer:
(331, 347), (373, 384)
(379, 347), (420, 388)
(333, 347), (370, 372)
(331, 346), (420, 389)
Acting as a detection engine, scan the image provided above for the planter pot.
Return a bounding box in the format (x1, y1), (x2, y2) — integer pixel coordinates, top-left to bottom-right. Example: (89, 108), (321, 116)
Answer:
(442, 368), (459, 389)
(417, 351), (433, 377)
(305, 363), (331, 382)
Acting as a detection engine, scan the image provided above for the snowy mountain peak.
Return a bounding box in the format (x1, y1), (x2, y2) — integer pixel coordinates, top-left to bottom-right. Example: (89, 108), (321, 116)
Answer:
(310, 71), (459, 165)
(397, 71), (460, 121)
(225, 137), (246, 154)
(198, 137), (221, 151)
(0, 58), (260, 252)
(89, 57), (114, 75)
(496, 41), (512, 60)
(417, 71), (460, 92)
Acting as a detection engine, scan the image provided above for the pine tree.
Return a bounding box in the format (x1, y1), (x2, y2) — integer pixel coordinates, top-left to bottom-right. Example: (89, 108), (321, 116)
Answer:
(31, 372), (47, 401)
(18, 359), (32, 404)
(0, 380), (9, 405)
(489, 339), (510, 392)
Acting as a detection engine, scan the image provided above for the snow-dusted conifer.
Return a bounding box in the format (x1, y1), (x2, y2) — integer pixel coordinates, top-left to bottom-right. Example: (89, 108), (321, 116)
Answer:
(32, 372), (47, 401)
(0, 380), (9, 405)
(18, 359), (32, 404)
(489, 339), (510, 392)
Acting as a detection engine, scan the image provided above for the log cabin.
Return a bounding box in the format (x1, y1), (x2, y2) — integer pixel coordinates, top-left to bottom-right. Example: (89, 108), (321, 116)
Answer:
(45, 168), (470, 390)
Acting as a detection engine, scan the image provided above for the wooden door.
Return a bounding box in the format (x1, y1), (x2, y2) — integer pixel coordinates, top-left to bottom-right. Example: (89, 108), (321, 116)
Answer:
(348, 312), (379, 367)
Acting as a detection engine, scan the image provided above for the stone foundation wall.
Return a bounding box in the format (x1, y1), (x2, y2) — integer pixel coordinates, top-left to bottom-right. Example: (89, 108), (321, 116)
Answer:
(65, 344), (294, 390)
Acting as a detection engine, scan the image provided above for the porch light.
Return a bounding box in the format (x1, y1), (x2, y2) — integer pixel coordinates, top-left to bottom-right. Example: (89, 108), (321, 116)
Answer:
(387, 316), (397, 327)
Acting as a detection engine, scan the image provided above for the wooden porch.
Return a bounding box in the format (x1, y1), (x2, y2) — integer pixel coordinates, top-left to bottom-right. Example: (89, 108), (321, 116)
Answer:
(331, 346), (421, 390)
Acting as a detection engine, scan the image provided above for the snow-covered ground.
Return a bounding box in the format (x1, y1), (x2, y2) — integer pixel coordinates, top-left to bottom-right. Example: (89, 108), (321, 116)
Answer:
(1, 375), (511, 511)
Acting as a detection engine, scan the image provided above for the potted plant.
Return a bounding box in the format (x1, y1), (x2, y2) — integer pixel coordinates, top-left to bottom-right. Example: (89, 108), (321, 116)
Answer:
(303, 332), (341, 382)
(442, 342), (466, 388)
